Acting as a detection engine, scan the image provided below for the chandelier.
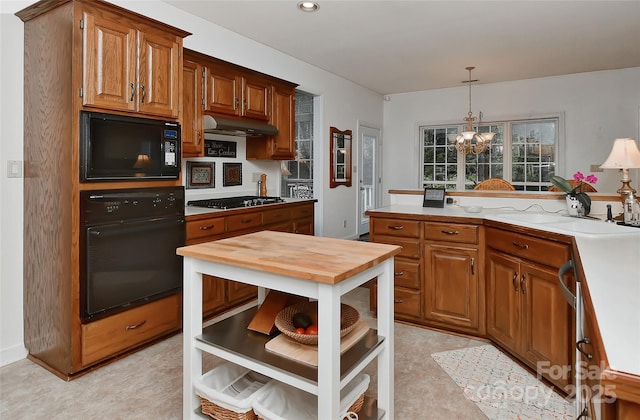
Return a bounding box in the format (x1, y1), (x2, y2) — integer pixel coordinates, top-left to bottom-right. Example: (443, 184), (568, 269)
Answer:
(447, 66), (495, 155)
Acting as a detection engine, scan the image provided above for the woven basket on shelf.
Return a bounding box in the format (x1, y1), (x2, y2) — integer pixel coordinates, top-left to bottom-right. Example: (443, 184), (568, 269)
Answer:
(255, 394), (364, 420)
(199, 397), (257, 420)
(274, 302), (359, 346)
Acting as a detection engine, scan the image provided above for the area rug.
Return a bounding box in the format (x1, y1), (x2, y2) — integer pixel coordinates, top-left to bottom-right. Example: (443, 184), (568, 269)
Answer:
(431, 345), (574, 419)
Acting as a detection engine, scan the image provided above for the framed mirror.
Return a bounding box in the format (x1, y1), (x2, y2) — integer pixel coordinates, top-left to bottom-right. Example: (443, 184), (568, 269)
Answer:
(330, 126), (352, 188)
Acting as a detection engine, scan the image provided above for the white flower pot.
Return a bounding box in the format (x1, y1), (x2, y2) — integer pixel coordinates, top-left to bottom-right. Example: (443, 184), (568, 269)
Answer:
(565, 195), (584, 217)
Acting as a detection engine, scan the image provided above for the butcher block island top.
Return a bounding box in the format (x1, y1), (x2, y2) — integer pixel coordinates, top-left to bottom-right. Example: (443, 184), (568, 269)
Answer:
(176, 230), (402, 284)
(178, 230), (401, 419)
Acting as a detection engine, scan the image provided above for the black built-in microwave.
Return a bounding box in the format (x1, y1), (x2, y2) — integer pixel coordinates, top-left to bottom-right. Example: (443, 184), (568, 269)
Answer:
(80, 111), (181, 181)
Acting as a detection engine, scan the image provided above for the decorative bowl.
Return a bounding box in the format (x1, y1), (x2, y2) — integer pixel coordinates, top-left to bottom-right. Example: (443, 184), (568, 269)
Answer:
(274, 302), (360, 346)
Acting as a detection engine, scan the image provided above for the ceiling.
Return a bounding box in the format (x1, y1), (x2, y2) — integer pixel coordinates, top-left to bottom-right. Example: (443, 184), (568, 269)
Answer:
(165, 1), (640, 95)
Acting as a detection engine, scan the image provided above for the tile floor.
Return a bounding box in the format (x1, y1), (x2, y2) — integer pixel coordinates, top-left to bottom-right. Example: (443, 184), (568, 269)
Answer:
(0, 287), (487, 419)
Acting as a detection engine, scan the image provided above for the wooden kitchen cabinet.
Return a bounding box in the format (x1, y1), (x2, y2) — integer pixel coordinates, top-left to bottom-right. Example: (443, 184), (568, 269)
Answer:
(17, 0), (189, 379)
(423, 222), (484, 335)
(201, 275), (257, 318)
(185, 201), (316, 318)
(486, 227), (573, 389)
(245, 81), (297, 160)
(205, 59), (269, 121)
(369, 217), (423, 320)
(183, 49), (298, 160)
(577, 271), (640, 419)
(82, 6), (182, 117)
(181, 59), (204, 157)
(424, 244), (481, 333)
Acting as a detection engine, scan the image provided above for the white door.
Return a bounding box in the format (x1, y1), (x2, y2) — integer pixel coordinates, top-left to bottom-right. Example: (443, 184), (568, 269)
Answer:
(358, 124), (381, 236)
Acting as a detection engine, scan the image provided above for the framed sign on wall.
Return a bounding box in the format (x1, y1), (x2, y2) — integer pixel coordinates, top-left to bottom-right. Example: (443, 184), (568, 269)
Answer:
(186, 161), (215, 189)
(223, 162), (243, 187)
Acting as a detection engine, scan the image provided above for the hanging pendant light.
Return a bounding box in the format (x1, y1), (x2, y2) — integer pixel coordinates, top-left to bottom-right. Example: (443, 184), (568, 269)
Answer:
(447, 66), (495, 155)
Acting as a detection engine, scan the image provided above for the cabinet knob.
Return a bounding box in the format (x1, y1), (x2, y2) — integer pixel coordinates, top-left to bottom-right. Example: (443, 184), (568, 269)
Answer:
(388, 225), (404, 230)
(512, 272), (519, 292)
(520, 274), (526, 294)
(199, 225), (215, 230)
(129, 83), (135, 101)
(394, 299), (404, 304)
(441, 230), (459, 235)
(394, 271), (404, 277)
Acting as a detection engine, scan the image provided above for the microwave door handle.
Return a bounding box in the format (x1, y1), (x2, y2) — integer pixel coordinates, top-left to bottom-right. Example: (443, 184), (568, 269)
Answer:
(558, 260), (576, 309)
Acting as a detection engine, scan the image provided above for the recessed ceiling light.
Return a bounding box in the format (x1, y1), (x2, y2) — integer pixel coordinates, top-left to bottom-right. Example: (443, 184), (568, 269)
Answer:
(297, 1), (319, 12)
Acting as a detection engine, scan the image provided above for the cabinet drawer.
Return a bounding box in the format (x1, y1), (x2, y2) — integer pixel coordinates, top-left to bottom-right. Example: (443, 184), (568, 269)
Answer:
(394, 288), (421, 318)
(291, 204), (314, 220)
(263, 208), (291, 225)
(293, 218), (313, 235)
(226, 212), (263, 232)
(371, 218), (420, 238)
(81, 294), (181, 366)
(186, 217), (226, 240)
(394, 259), (420, 289)
(486, 228), (569, 268)
(425, 222), (478, 244)
(374, 236), (420, 260)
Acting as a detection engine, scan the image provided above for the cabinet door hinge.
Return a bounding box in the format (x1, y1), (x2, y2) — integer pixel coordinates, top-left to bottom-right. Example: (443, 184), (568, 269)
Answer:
(79, 87), (83, 98)
(79, 19), (84, 30)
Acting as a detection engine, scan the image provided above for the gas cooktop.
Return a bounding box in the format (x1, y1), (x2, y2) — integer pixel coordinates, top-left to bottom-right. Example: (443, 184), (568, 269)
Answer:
(187, 196), (285, 210)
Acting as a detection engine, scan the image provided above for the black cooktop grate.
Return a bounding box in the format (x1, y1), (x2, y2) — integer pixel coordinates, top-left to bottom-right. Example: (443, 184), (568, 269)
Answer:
(187, 196), (284, 209)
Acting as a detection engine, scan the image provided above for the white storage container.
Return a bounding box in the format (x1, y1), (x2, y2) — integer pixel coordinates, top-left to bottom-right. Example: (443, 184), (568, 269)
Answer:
(251, 373), (370, 420)
(195, 362), (272, 419)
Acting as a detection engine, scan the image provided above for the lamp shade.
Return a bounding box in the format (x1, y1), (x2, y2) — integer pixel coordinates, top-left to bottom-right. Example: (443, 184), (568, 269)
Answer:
(600, 138), (640, 169)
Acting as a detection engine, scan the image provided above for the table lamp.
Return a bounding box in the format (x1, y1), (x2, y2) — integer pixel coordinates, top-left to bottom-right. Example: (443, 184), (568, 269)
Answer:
(600, 137), (640, 202)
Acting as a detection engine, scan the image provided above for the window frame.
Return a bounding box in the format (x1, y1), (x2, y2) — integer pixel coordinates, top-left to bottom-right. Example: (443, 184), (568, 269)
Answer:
(419, 113), (565, 191)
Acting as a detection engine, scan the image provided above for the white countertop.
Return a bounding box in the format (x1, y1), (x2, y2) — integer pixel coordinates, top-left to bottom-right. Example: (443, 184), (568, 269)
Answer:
(368, 203), (640, 376)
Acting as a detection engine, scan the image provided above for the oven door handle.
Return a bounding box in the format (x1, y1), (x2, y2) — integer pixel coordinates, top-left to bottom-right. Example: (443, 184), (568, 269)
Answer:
(87, 217), (184, 237)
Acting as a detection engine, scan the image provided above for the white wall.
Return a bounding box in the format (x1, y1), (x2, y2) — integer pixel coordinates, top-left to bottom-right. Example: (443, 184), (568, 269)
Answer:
(1, 7), (26, 366)
(0, 0), (382, 365)
(382, 68), (640, 205)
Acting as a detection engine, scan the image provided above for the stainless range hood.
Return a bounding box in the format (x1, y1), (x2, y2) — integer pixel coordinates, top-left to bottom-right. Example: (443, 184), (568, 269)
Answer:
(203, 114), (278, 137)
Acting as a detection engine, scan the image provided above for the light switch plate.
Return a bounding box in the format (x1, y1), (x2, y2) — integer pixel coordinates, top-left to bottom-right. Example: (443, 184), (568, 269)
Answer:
(7, 160), (22, 178)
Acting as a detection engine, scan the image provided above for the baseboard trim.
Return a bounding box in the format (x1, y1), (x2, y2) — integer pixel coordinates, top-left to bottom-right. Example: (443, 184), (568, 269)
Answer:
(0, 343), (28, 367)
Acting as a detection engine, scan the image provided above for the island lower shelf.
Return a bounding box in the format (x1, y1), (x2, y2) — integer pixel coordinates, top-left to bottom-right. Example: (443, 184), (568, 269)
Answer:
(195, 306), (385, 387)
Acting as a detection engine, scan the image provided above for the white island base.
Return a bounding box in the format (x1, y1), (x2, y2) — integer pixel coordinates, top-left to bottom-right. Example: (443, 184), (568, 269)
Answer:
(177, 231), (401, 419)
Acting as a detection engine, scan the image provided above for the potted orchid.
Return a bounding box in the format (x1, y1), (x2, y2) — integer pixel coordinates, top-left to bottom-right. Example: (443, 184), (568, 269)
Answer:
(550, 171), (598, 216)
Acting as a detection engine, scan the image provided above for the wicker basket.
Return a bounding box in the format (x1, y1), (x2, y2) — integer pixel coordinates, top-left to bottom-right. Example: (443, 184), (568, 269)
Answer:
(274, 302), (359, 345)
(195, 362), (271, 420)
(252, 373), (369, 420)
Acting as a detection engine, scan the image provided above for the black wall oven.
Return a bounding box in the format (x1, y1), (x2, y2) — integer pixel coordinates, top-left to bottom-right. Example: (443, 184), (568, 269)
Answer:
(80, 186), (185, 321)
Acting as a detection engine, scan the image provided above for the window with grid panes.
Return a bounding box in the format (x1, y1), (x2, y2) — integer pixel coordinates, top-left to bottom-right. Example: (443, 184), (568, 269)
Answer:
(420, 117), (558, 191)
(280, 91), (314, 198)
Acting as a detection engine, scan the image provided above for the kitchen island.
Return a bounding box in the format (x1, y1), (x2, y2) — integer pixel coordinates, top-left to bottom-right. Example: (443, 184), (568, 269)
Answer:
(177, 230), (401, 419)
